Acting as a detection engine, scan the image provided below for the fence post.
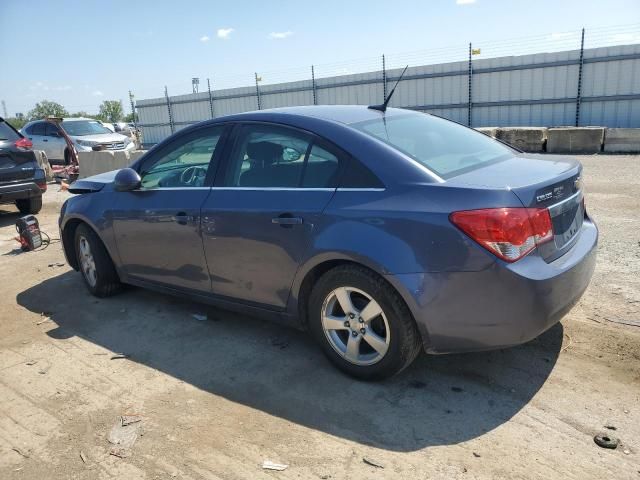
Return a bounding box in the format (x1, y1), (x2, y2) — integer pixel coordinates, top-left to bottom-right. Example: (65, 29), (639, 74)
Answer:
(575, 28), (585, 127)
(311, 65), (317, 105)
(164, 86), (174, 134)
(382, 54), (387, 101)
(467, 43), (473, 127)
(207, 78), (215, 119)
(255, 73), (262, 110)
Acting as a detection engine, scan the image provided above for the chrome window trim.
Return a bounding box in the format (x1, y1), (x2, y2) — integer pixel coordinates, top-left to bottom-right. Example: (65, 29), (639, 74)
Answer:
(136, 187), (212, 191)
(132, 187), (387, 192)
(211, 187), (335, 191)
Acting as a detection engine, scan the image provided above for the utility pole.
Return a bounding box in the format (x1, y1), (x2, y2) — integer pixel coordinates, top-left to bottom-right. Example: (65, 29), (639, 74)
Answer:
(1, 100), (7, 118)
(128, 91), (137, 131)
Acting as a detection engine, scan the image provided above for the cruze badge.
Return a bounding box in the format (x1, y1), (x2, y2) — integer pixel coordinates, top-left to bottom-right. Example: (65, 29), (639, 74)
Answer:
(536, 191), (553, 202)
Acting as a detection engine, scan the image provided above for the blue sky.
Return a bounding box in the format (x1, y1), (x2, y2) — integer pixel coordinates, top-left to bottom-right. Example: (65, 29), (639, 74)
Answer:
(1, 0), (639, 115)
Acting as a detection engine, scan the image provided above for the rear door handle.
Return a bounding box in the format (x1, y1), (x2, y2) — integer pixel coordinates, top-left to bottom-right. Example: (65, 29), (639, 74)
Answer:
(272, 214), (303, 226)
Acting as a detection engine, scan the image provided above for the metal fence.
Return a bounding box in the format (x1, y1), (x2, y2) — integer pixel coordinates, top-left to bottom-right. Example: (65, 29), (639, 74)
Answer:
(134, 24), (640, 145)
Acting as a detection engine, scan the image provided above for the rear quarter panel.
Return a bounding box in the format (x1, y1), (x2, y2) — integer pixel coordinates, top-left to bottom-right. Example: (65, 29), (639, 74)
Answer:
(288, 183), (524, 315)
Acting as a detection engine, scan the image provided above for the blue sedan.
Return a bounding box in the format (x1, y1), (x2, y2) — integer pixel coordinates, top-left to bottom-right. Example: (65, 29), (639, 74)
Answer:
(59, 106), (597, 379)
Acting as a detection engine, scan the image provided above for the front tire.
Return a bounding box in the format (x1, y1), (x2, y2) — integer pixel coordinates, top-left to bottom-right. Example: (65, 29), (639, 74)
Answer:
(308, 265), (422, 380)
(74, 224), (121, 297)
(16, 196), (42, 214)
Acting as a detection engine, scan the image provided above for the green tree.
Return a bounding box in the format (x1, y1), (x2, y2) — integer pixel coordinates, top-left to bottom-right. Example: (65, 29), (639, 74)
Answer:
(5, 117), (27, 130)
(28, 100), (68, 120)
(123, 112), (138, 123)
(98, 100), (124, 123)
(69, 111), (96, 118)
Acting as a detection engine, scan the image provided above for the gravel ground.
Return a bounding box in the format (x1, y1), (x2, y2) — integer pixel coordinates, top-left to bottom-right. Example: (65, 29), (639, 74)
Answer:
(0, 154), (638, 479)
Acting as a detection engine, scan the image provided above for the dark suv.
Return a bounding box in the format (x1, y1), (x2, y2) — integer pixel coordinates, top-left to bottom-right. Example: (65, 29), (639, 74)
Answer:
(0, 117), (46, 214)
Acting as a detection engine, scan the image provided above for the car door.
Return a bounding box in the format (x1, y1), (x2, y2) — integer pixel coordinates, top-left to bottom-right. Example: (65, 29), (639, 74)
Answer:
(200, 123), (342, 309)
(25, 122), (47, 153)
(112, 124), (228, 293)
(44, 122), (67, 161)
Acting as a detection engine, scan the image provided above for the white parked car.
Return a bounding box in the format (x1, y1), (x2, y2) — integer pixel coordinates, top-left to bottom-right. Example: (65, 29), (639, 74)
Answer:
(21, 118), (134, 164)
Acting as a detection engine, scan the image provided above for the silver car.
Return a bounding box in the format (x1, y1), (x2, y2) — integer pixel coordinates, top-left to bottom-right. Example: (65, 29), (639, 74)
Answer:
(21, 118), (134, 164)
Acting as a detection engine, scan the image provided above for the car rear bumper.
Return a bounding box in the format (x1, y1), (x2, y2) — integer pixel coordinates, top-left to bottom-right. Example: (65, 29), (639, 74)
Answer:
(0, 181), (42, 204)
(387, 217), (598, 354)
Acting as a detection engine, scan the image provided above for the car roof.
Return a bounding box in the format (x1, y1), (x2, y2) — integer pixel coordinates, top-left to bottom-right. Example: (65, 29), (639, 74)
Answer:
(210, 105), (418, 125)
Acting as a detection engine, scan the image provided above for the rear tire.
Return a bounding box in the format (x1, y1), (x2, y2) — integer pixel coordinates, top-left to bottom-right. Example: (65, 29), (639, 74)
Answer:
(308, 265), (422, 380)
(74, 224), (121, 297)
(16, 196), (42, 214)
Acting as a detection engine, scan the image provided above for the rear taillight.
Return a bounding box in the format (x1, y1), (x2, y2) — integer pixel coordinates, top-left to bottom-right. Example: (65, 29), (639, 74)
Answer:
(450, 207), (553, 262)
(15, 138), (33, 151)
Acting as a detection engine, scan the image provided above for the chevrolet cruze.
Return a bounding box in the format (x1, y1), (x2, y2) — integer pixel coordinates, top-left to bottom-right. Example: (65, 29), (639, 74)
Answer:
(59, 106), (597, 379)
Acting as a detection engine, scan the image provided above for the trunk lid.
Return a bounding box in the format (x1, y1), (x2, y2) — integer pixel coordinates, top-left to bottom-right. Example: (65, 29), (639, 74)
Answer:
(447, 154), (584, 262)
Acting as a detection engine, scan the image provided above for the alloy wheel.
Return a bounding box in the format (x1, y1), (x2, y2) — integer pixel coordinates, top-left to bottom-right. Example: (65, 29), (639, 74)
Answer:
(78, 235), (97, 287)
(321, 286), (390, 366)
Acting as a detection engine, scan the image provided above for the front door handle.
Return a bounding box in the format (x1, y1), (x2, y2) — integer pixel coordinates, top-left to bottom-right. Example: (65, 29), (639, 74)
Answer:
(272, 214), (303, 227)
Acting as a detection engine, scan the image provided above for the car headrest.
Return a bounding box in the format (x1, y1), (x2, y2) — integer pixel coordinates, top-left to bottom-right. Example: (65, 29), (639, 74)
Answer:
(246, 141), (283, 166)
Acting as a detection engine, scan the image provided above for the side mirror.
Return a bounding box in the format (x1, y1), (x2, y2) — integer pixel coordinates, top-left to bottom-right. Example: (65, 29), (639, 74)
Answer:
(114, 168), (142, 192)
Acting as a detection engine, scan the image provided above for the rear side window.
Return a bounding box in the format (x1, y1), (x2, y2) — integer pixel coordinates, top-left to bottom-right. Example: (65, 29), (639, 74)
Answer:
(45, 123), (61, 137)
(224, 125), (341, 189)
(302, 145), (339, 188)
(0, 121), (20, 141)
(352, 112), (512, 179)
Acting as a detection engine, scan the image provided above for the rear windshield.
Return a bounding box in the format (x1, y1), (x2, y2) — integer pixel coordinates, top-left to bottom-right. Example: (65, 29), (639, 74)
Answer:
(351, 113), (512, 178)
(61, 120), (111, 136)
(0, 120), (21, 141)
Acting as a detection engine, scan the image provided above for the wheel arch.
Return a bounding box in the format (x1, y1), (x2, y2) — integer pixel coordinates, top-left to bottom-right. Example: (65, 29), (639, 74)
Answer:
(291, 254), (416, 328)
(61, 216), (116, 272)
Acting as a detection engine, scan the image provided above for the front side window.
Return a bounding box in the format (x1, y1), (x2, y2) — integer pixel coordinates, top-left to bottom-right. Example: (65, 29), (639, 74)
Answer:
(140, 127), (224, 189)
(351, 112), (513, 178)
(224, 125), (340, 188)
(30, 122), (46, 136)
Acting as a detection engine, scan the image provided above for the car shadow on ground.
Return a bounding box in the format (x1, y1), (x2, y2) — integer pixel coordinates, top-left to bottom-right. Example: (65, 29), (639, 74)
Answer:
(17, 271), (563, 452)
(0, 209), (22, 228)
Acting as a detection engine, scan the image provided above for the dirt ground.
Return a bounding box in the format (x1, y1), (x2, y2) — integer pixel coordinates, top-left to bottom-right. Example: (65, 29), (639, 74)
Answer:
(0, 154), (638, 480)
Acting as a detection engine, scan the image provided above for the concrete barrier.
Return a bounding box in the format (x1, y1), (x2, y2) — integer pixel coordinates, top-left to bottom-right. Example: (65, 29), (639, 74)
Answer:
(603, 128), (640, 153)
(128, 150), (147, 163)
(547, 127), (604, 154)
(78, 150), (147, 178)
(475, 127), (497, 138)
(494, 127), (547, 153)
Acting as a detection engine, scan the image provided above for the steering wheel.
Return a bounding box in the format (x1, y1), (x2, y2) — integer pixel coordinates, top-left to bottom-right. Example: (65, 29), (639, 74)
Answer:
(179, 165), (207, 186)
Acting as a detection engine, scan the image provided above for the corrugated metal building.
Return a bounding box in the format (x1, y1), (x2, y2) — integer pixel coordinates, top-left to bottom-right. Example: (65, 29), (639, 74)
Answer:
(136, 44), (640, 145)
